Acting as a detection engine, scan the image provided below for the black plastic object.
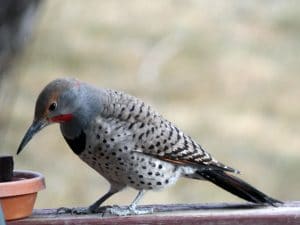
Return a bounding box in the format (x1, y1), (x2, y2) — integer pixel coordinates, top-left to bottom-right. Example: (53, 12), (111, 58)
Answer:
(0, 156), (14, 182)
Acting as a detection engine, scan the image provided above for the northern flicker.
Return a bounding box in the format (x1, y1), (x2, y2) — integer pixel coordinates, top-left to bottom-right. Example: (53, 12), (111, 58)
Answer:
(17, 78), (281, 215)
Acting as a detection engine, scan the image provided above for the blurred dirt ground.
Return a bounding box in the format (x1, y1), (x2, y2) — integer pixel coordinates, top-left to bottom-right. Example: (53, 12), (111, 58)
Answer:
(1, 0), (300, 208)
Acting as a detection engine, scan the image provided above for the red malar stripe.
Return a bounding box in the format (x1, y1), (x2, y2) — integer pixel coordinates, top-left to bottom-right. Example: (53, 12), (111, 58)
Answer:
(50, 114), (73, 122)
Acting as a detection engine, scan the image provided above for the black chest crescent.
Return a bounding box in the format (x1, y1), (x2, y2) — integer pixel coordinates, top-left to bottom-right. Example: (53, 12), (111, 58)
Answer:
(63, 130), (86, 155)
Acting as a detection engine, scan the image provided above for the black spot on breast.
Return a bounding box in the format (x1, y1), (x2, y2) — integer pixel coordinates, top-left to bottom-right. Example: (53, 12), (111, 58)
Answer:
(130, 105), (135, 112)
(146, 130), (150, 137)
(63, 130), (86, 155)
(129, 122), (135, 129)
(138, 133), (144, 140)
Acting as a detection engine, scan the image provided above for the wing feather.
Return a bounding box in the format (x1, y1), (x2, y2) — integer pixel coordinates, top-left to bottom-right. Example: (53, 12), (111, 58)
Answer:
(103, 90), (239, 173)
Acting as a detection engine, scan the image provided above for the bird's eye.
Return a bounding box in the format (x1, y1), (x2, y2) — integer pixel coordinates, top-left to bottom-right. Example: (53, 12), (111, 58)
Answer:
(48, 102), (57, 112)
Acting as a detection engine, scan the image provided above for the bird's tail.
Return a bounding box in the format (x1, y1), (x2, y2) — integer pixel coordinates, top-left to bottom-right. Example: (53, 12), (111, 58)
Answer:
(196, 169), (282, 206)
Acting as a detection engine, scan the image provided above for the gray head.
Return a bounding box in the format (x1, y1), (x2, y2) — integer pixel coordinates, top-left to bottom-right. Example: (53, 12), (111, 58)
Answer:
(17, 77), (101, 154)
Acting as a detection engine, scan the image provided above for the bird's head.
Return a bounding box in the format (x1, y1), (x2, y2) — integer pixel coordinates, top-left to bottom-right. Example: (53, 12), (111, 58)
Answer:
(17, 78), (83, 154)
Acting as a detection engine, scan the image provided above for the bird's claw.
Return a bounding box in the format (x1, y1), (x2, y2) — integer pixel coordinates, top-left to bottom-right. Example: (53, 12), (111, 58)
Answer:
(104, 205), (154, 216)
(56, 207), (89, 215)
(56, 205), (118, 215)
(56, 205), (153, 216)
(89, 205), (116, 214)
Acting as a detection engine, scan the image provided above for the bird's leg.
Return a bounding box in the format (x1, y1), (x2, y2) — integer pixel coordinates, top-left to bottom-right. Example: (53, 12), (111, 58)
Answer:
(87, 189), (119, 213)
(107, 190), (153, 216)
(57, 186), (123, 215)
(128, 190), (146, 213)
(57, 190), (116, 215)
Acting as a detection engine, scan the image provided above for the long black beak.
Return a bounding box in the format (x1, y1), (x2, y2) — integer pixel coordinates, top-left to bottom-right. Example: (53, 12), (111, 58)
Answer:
(17, 120), (48, 155)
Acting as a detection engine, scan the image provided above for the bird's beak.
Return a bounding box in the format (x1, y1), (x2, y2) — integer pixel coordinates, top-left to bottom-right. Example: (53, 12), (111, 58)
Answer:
(17, 119), (48, 155)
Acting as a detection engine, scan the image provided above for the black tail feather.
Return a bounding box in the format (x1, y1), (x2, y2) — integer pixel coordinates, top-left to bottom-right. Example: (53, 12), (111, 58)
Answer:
(197, 170), (282, 206)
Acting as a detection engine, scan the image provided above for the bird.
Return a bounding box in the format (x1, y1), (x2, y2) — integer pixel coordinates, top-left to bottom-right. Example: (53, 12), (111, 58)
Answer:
(17, 77), (281, 215)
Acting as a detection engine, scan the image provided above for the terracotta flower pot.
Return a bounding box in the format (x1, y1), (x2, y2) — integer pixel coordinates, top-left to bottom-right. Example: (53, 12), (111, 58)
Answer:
(0, 170), (46, 221)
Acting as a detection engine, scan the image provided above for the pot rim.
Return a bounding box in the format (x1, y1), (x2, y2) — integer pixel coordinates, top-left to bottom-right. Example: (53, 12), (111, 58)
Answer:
(0, 170), (45, 197)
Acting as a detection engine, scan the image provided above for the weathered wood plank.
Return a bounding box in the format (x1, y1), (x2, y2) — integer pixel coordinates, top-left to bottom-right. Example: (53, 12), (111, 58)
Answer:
(7, 202), (300, 225)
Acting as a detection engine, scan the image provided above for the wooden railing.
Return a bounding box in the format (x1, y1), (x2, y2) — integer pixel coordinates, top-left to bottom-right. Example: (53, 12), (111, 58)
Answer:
(7, 202), (300, 225)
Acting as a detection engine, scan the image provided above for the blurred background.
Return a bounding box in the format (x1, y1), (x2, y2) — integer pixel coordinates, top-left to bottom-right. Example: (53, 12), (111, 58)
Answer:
(1, 0), (300, 208)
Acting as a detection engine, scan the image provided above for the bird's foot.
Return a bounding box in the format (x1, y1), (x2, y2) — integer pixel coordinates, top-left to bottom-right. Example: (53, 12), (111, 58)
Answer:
(104, 205), (154, 216)
(88, 205), (115, 214)
(56, 207), (89, 215)
(56, 205), (153, 216)
(56, 206), (116, 215)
